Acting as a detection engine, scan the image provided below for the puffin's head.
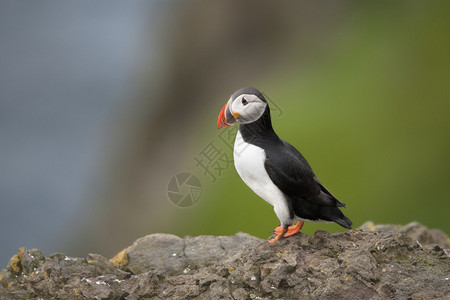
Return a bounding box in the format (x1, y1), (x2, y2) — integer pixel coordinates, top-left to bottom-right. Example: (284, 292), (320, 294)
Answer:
(217, 87), (268, 129)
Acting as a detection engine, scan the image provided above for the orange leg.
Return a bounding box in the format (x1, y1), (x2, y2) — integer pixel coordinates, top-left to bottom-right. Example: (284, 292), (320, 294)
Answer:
(268, 227), (287, 243)
(269, 221), (304, 243)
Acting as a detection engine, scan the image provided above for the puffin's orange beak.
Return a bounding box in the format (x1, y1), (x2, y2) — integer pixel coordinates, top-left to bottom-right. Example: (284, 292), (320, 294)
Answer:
(217, 103), (229, 129)
(217, 101), (237, 129)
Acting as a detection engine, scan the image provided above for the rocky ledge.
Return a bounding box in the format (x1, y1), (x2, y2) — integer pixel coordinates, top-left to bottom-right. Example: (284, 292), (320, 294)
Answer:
(1, 222), (449, 299)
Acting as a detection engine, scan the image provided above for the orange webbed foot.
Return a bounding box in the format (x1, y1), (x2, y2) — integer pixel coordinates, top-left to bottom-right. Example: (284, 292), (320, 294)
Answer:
(268, 227), (287, 243)
(284, 221), (304, 237)
(268, 221), (304, 243)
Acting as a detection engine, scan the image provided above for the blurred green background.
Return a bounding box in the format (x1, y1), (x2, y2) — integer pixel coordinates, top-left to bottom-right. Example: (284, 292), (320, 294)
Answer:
(1, 1), (449, 265)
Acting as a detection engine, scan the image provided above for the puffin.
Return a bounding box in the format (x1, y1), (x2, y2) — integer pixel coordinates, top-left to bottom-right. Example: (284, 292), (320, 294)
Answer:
(217, 87), (352, 243)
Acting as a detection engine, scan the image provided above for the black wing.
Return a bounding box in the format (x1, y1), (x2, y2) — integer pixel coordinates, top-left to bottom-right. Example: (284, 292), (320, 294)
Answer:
(264, 140), (345, 207)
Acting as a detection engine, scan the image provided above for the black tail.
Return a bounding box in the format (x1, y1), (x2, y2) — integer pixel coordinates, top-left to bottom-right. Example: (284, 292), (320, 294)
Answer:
(319, 205), (353, 229)
(292, 198), (353, 229)
(332, 213), (353, 229)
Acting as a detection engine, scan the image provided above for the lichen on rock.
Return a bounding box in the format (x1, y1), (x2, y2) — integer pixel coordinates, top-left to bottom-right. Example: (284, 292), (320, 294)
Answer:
(0, 222), (449, 299)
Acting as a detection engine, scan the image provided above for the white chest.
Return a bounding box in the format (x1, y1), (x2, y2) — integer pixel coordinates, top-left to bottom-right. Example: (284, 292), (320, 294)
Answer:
(233, 131), (291, 225)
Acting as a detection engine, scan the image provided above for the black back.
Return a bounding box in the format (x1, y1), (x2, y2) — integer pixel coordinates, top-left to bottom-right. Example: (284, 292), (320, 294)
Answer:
(239, 102), (352, 229)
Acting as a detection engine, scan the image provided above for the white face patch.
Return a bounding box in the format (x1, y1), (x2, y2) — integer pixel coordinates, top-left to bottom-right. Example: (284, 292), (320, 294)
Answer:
(230, 94), (267, 124)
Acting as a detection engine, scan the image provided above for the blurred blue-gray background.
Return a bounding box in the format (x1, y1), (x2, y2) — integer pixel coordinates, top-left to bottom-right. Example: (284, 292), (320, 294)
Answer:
(1, 1), (449, 267)
(0, 1), (156, 264)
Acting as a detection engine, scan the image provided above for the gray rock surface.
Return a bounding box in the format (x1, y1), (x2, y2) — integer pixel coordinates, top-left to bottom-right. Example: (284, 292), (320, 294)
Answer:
(1, 222), (449, 299)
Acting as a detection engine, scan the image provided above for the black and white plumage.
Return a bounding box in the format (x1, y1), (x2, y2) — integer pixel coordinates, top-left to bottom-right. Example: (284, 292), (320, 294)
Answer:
(217, 87), (352, 242)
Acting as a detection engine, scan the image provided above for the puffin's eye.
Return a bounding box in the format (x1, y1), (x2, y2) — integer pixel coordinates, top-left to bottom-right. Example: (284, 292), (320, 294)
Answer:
(242, 97), (248, 106)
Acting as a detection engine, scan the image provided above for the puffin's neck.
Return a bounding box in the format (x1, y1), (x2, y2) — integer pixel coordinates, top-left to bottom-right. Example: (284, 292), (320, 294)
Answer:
(238, 106), (276, 141)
